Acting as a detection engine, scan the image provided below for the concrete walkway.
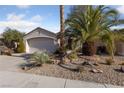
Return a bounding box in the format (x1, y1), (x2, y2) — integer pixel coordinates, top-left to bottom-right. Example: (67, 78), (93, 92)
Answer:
(0, 71), (122, 88)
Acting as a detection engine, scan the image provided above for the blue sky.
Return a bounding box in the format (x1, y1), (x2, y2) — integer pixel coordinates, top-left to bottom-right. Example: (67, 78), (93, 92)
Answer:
(0, 5), (124, 34)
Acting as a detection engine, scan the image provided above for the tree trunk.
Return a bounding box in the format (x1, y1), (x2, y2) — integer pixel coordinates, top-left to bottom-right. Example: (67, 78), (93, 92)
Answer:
(59, 5), (65, 64)
(82, 41), (96, 56)
(111, 51), (115, 61)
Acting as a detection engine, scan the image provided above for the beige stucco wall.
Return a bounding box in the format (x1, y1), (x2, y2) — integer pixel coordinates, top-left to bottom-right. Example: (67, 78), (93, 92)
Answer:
(95, 40), (124, 56)
(116, 41), (124, 56)
(95, 40), (105, 47)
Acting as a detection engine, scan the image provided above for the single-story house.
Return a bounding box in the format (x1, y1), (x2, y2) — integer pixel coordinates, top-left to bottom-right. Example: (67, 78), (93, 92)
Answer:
(23, 27), (59, 54)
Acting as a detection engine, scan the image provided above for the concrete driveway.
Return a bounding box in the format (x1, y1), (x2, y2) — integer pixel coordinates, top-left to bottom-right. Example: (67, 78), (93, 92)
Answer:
(0, 54), (26, 72)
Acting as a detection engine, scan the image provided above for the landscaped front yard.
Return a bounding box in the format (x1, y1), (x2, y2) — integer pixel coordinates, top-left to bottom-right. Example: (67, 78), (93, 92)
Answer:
(21, 55), (124, 86)
(0, 5), (124, 88)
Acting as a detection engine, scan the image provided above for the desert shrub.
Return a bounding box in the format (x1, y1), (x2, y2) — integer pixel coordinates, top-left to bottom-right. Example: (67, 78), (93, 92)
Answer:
(31, 52), (51, 66)
(68, 52), (78, 62)
(17, 40), (25, 53)
(106, 58), (114, 65)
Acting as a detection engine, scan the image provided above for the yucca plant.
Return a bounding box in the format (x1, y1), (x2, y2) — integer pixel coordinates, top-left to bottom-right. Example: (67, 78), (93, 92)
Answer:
(31, 52), (50, 66)
(68, 51), (78, 62)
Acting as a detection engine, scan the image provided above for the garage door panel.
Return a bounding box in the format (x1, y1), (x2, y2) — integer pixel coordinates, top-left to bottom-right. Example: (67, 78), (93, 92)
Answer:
(28, 37), (57, 53)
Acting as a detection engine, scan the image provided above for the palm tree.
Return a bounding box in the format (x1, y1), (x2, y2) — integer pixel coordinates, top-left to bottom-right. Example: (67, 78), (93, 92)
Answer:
(65, 5), (124, 56)
(59, 5), (65, 64)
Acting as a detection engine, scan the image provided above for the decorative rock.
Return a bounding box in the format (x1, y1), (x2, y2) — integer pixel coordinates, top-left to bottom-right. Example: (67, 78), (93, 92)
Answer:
(21, 66), (30, 71)
(91, 69), (99, 73)
(93, 63), (99, 66)
(91, 69), (103, 73)
(66, 50), (72, 55)
(82, 61), (94, 67)
(97, 69), (103, 73)
(64, 57), (70, 63)
(52, 59), (60, 64)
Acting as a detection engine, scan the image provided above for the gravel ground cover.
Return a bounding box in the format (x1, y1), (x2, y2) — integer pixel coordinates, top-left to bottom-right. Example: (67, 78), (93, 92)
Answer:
(23, 56), (124, 86)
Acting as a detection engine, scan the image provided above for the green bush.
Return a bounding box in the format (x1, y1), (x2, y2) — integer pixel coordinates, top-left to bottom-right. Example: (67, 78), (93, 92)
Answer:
(17, 40), (25, 53)
(31, 52), (51, 66)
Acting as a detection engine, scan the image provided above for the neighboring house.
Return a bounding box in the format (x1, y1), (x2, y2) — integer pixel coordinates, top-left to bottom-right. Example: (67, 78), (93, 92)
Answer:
(23, 27), (58, 54)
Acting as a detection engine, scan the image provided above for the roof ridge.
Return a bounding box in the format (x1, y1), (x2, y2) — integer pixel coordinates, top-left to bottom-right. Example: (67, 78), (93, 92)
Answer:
(24, 27), (56, 37)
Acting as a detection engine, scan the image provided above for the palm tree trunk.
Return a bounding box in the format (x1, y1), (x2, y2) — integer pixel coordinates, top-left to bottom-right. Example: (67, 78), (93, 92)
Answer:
(82, 41), (96, 56)
(68, 36), (72, 50)
(111, 51), (115, 61)
(59, 5), (65, 64)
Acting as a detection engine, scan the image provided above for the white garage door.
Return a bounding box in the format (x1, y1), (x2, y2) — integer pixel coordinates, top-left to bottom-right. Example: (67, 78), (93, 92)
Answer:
(28, 37), (57, 53)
